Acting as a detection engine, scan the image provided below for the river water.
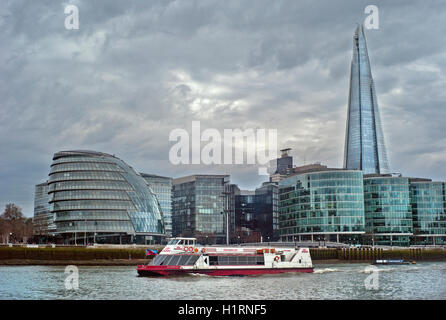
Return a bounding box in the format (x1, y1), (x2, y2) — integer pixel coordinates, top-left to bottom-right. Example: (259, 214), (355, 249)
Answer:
(1, 262), (445, 300)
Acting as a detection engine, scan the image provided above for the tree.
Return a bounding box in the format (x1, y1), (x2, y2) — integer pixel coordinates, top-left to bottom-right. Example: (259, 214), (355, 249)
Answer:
(1, 203), (25, 220)
(0, 203), (26, 243)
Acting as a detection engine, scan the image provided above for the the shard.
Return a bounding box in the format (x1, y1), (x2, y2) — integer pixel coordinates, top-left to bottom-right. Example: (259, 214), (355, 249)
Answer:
(343, 24), (390, 174)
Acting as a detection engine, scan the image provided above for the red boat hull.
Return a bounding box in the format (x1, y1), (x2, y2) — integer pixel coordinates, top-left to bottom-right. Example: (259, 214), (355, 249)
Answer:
(137, 265), (313, 277)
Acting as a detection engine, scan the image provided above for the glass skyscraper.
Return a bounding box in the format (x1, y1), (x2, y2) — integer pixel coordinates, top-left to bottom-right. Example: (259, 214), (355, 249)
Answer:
(344, 24), (390, 174)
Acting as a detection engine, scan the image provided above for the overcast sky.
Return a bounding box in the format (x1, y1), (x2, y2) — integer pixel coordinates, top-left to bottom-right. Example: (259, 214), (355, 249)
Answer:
(1, 0), (446, 216)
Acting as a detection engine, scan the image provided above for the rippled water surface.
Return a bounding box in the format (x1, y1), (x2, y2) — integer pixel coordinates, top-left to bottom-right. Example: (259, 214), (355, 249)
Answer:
(1, 262), (445, 299)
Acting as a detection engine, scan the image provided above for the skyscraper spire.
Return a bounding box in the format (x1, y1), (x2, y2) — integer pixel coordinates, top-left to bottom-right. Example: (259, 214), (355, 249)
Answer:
(343, 24), (390, 174)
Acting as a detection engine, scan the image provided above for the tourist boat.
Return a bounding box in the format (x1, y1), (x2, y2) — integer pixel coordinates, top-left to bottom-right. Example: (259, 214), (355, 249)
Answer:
(137, 237), (313, 276)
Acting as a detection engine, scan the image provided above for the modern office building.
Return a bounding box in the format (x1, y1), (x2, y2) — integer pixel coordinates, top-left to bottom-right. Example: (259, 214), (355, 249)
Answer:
(172, 174), (229, 244)
(363, 175), (413, 246)
(269, 148), (293, 183)
(140, 173), (173, 237)
(47, 150), (166, 244)
(225, 183), (241, 242)
(234, 191), (260, 243)
(33, 181), (56, 239)
(255, 182), (280, 241)
(409, 180), (446, 245)
(231, 183), (279, 243)
(279, 167), (365, 243)
(343, 24), (390, 174)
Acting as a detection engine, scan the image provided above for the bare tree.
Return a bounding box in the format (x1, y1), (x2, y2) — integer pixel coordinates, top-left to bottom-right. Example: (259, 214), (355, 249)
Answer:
(0, 203), (27, 243)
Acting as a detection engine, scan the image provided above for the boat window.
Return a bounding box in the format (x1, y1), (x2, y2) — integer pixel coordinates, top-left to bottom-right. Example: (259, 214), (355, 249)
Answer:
(218, 256), (230, 265)
(209, 255), (219, 266)
(161, 255), (174, 265)
(256, 256), (265, 265)
(185, 255), (199, 266)
(178, 255), (190, 265)
(149, 255), (167, 266)
(238, 256), (250, 265)
(169, 255), (181, 266)
(167, 239), (180, 245)
(228, 256), (238, 265)
(247, 256), (257, 265)
(281, 255), (286, 262)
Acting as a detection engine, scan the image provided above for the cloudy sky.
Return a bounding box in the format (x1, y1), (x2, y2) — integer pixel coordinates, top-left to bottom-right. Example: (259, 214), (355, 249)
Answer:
(1, 0), (446, 216)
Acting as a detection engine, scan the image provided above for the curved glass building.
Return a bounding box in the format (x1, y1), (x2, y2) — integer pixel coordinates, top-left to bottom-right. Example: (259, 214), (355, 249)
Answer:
(279, 170), (365, 243)
(48, 151), (165, 244)
(363, 175), (413, 246)
(409, 181), (446, 245)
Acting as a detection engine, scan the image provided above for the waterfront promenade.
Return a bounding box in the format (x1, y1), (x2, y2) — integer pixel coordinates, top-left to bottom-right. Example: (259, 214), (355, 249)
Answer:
(1, 243), (446, 265)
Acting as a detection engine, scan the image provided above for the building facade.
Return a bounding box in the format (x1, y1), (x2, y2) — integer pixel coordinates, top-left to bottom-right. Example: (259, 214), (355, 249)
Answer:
(279, 169), (365, 243)
(172, 175), (229, 244)
(344, 24), (390, 174)
(269, 148), (293, 183)
(33, 181), (55, 239)
(47, 150), (165, 244)
(363, 175), (413, 246)
(225, 183), (240, 242)
(255, 182), (280, 242)
(140, 173), (173, 237)
(233, 191), (260, 243)
(409, 180), (446, 245)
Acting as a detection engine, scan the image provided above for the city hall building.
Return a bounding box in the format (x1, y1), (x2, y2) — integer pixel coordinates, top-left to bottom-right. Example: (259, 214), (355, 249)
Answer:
(36, 150), (166, 244)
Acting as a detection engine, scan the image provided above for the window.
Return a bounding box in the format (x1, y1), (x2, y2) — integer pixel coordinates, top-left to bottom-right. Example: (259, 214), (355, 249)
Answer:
(178, 255), (190, 265)
(218, 256), (230, 265)
(185, 255), (199, 266)
(209, 255), (219, 266)
(169, 255), (181, 265)
(150, 255), (167, 266)
(256, 256), (265, 265)
(162, 255), (174, 265)
(247, 256), (257, 265)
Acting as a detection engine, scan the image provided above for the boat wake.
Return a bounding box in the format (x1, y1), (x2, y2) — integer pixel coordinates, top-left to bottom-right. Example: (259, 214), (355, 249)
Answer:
(313, 268), (341, 274)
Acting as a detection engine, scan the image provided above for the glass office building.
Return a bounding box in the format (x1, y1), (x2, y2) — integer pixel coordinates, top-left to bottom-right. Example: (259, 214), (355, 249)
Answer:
(344, 24), (390, 174)
(33, 181), (56, 238)
(172, 175), (229, 244)
(234, 191), (259, 243)
(225, 183), (241, 242)
(231, 183), (279, 243)
(409, 181), (446, 245)
(363, 175), (413, 246)
(47, 150), (165, 244)
(279, 170), (365, 243)
(255, 183), (280, 241)
(141, 173), (173, 237)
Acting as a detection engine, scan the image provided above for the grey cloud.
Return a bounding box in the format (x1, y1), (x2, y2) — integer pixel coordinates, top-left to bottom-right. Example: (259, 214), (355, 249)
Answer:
(1, 0), (446, 216)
